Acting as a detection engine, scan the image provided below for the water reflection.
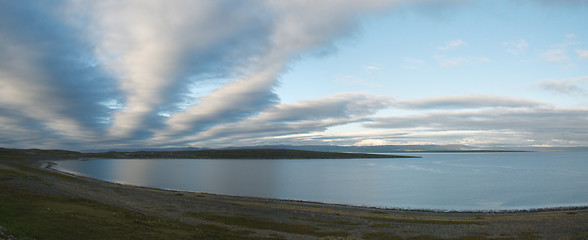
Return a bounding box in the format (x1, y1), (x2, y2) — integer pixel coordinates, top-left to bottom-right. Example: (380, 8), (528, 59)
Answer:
(203, 160), (279, 196)
(53, 152), (588, 210)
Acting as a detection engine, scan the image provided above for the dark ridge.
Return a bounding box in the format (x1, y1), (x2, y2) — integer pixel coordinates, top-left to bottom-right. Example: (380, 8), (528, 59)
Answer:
(84, 148), (417, 159)
(0, 147), (82, 160)
(1, 147), (417, 160)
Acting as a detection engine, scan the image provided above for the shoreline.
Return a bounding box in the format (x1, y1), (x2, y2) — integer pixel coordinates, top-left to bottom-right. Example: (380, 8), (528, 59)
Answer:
(2, 158), (587, 239)
(46, 160), (588, 215)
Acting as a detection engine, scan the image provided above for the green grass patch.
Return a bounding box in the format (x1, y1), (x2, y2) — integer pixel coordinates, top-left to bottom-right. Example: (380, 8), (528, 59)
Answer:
(0, 191), (191, 239)
(191, 224), (283, 240)
(0, 168), (27, 179)
(370, 210), (388, 214)
(401, 233), (536, 240)
(187, 212), (349, 237)
(0, 189), (278, 240)
(293, 217), (362, 226)
(369, 223), (398, 228)
(0, 167), (44, 183)
(565, 232), (588, 240)
(314, 231), (350, 238)
(12, 163), (86, 182)
(363, 231), (403, 240)
(517, 231), (540, 240)
(405, 235), (518, 240)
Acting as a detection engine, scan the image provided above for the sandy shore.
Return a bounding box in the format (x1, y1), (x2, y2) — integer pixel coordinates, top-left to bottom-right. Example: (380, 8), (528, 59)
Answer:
(1, 159), (587, 239)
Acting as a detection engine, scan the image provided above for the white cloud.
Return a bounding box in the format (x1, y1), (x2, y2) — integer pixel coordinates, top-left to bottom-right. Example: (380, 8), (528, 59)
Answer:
(1, 0), (408, 149)
(402, 58), (426, 70)
(156, 93), (393, 147)
(88, 0), (278, 138)
(396, 95), (546, 109)
(1, 1), (587, 150)
(262, 93), (393, 121)
(438, 39), (467, 50)
(565, 33), (577, 39)
(434, 56), (489, 68)
(363, 107), (588, 146)
(155, 0), (401, 138)
(577, 49), (588, 59)
(503, 39), (528, 55)
(434, 55), (465, 67)
(542, 49), (568, 62)
(541, 33), (582, 62)
(538, 77), (588, 96)
(0, 2), (117, 144)
(354, 139), (392, 146)
(364, 65), (380, 71)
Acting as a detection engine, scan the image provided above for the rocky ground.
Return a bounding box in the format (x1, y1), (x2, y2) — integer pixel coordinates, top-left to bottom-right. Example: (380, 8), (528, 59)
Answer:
(0, 225), (17, 240)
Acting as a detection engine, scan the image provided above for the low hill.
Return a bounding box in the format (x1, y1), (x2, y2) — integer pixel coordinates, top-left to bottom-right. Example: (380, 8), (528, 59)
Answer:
(86, 148), (415, 159)
(1, 147), (415, 160)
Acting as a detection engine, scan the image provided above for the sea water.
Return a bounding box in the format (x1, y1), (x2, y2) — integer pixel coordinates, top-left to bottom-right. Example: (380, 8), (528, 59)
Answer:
(52, 151), (588, 210)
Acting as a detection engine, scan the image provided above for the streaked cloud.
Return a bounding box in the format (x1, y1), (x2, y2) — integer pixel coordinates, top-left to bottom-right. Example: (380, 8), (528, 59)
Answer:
(396, 95), (546, 109)
(0, 0), (403, 149)
(354, 139), (393, 146)
(565, 33), (578, 40)
(158, 93), (393, 147)
(434, 56), (490, 68)
(0, 1), (587, 149)
(538, 77), (588, 96)
(402, 58), (426, 70)
(261, 93), (393, 121)
(577, 49), (588, 59)
(541, 33), (581, 62)
(363, 108), (588, 146)
(435, 56), (465, 67)
(438, 39), (467, 50)
(0, 1), (119, 144)
(503, 39), (528, 55)
(364, 65), (381, 71)
(542, 49), (568, 62)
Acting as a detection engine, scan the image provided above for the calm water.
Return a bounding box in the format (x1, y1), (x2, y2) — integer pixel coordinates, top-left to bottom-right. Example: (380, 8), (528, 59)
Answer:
(53, 152), (588, 210)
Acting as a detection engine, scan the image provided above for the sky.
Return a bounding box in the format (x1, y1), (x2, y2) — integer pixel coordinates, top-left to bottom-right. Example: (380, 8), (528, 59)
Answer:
(1, 0), (587, 150)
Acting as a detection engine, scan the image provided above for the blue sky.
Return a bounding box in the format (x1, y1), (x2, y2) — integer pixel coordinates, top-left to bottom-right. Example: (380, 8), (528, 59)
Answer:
(1, 0), (587, 150)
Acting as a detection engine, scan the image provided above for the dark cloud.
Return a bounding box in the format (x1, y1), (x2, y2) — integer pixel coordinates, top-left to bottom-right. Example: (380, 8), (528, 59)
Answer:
(84, 0), (279, 140)
(156, 93), (391, 147)
(2, 1), (586, 149)
(0, 0), (399, 149)
(0, 1), (119, 137)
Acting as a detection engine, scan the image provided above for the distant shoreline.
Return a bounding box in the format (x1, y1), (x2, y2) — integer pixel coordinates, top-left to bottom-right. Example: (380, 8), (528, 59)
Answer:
(363, 150), (530, 153)
(1, 147), (418, 160)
